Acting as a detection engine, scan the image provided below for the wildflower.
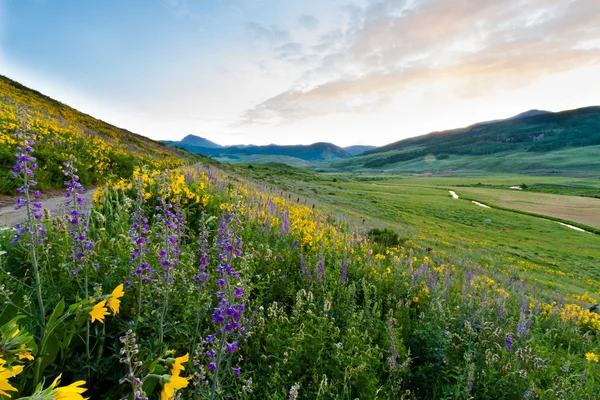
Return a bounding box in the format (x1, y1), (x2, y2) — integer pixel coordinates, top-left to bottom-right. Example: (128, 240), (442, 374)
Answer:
(194, 216), (210, 290)
(161, 373), (190, 400)
(63, 159), (94, 275)
(413, 296), (419, 303)
(171, 353), (189, 375)
(11, 123), (46, 245)
(50, 374), (88, 400)
(505, 334), (513, 352)
(17, 351), (33, 361)
(205, 210), (246, 383)
(89, 300), (109, 323)
(126, 176), (153, 286)
(108, 284), (125, 315)
(0, 358), (23, 398)
(585, 352), (599, 363)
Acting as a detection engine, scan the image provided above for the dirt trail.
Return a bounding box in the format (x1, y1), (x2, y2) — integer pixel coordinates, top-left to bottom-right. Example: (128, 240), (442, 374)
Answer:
(0, 189), (96, 226)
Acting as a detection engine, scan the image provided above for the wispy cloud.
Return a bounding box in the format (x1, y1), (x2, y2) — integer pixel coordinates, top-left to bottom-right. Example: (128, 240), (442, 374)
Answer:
(245, 22), (290, 44)
(298, 15), (319, 30)
(241, 0), (600, 124)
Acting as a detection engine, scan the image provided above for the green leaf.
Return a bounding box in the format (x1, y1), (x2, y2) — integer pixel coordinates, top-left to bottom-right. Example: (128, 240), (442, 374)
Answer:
(38, 332), (60, 377)
(47, 298), (65, 328)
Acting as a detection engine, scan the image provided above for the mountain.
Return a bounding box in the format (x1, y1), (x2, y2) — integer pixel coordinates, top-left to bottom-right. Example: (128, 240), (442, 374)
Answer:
(323, 106), (600, 175)
(168, 140), (353, 164)
(0, 75), (196, 193)
(344, 145), (377, 156)
(180, 134), (222, 148)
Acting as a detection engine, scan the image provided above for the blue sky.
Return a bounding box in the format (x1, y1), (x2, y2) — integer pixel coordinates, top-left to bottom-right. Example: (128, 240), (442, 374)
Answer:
(2, 0), (600, 146)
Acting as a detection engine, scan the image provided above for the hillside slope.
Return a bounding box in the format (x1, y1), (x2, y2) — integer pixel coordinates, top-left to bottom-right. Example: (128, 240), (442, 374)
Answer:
(324, 106), (600, 174)
(0, 75), (195, 193)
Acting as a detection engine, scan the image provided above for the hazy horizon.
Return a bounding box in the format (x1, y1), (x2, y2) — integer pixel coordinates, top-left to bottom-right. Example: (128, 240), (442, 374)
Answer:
(2, 0), (599, 147)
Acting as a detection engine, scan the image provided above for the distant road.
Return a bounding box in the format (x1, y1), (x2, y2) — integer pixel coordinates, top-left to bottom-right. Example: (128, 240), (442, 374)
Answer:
(0, 189), (96, 227)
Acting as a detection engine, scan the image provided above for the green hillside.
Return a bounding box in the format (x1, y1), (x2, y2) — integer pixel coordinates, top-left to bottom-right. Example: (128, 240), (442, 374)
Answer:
(0, 75), (197, 193)
(324, 106), (600, 175)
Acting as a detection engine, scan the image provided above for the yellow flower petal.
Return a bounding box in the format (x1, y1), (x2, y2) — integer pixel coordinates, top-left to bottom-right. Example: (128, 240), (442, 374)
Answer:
(161, 373), (190, 400)
(108, 284), (125, 315)
(171, 353), (189, 376)
(89, 300), (109, 323)
(17, 351), (34, 361)
(54, 379), (88, 400)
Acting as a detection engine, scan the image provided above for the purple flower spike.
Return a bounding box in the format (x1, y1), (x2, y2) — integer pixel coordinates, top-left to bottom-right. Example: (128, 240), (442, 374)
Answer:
(11, 126), (46, 245)
(63, 159), (95, 274)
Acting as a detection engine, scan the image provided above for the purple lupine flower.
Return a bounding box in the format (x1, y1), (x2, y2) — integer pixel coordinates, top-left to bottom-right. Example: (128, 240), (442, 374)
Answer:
(12, 127), (46, 244)
(126, 176), (153, 286)
(279, 209), (290, 235)
(466, 269), (473, 286)
(341, 260), (348, 285)
(194, 215), (211, 290)
(290, 240), (298, 251)
(505, 333), (513, 352)
(155, 181), (184, 285)
(205, 210), (246, 379)
(316, 251), (325, 282)
(63, 159), (94, 274)
(516, 297), (532, 336)
(427, 270), (437, 293)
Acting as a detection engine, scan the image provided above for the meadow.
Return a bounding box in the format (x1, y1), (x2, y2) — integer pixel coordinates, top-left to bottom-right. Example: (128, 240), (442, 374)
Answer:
(1, 128), (600, 400)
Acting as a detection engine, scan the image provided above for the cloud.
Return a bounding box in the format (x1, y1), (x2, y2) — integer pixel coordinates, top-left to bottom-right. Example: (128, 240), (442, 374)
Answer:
(298, 15), (319, 30)
(245, 22), (290, 44)
(241, 0), (600, 124)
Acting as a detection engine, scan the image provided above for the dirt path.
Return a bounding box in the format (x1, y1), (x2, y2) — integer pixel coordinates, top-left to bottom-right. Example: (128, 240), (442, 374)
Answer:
(0, 189), (97, 226)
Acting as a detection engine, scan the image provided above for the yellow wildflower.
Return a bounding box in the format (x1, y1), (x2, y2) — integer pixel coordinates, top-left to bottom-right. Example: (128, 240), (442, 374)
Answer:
(108, 284), (125, 315)
(0, 358), (23, 398)
(49, 374), (88, 400)
(161, 373), (190, 400)
(171, 353), (189, 376)
(17, 351), (34, 361)
(585, 352), (599, 363)
(89, 300), (109, 323)
(413, 296), (419, 303)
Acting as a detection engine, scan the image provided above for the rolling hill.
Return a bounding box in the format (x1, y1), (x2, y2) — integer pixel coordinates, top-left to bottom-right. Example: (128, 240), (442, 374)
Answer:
(0, 75), (197, 193)
(323, 106), (600, 175)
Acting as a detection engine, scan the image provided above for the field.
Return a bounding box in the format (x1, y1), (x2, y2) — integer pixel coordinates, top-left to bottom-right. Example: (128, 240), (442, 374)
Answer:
(450, 187), (600, 229)
(237, 165), (600, 297)
(2, 147), (600, 399)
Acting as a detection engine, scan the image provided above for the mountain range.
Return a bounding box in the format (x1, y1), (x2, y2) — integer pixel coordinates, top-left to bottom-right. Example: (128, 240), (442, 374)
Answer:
(162, 136), (376, 165)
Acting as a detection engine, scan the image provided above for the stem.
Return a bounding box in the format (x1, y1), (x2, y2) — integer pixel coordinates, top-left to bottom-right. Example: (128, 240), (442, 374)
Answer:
(209, 327), (228, 400)
(85, 264), (91, 380)
(209, 258), (234, 400)
(23, 169), (45, 329)
(191, 290), (202, 359)
(135, 272), (143, 331)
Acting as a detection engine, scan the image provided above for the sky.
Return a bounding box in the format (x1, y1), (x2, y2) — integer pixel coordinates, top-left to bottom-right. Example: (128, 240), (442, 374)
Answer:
(1, 0), (599, 147)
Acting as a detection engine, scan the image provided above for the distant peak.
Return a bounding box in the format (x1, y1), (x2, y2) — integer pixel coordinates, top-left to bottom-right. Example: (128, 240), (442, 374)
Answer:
(509, 109), (552, 120)
(180, 134), (222, 148)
